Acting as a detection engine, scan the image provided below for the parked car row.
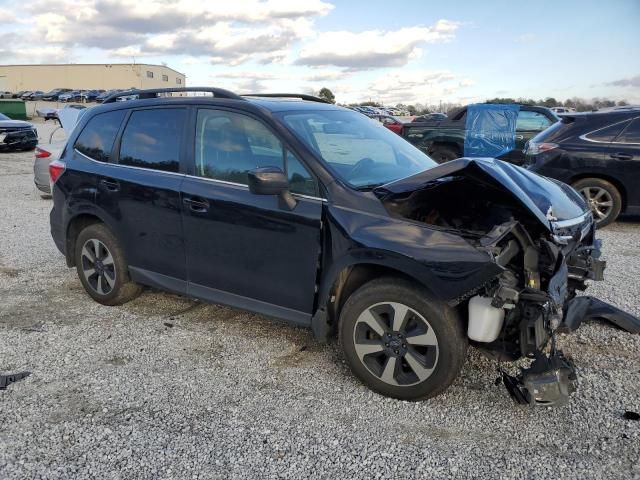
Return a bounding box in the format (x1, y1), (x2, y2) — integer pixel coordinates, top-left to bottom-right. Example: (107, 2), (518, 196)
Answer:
(0, 88), (127, 103)
(349, 105), (410, 116)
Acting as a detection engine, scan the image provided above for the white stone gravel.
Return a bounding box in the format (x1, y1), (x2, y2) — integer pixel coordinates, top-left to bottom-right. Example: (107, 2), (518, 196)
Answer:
(1, 119), (639, 479)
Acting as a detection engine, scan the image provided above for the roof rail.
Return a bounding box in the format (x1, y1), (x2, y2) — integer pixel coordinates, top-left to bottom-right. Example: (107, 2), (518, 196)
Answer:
(242, 93), (330, 104)
(102, 87), (244, 104)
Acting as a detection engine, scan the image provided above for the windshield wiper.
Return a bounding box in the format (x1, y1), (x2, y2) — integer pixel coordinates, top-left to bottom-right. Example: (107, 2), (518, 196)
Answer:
(355, 182), (386, 191)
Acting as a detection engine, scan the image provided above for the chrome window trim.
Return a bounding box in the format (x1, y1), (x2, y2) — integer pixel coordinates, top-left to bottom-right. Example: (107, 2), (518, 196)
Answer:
(74, 148), (327, 202)
(579, 115), (640, 145)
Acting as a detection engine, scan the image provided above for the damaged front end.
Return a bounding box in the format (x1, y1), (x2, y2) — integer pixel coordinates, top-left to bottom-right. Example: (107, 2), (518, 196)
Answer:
(376, 158), (640, 406)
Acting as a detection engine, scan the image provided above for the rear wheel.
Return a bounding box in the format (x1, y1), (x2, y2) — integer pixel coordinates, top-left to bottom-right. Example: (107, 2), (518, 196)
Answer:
(74, 223), (142, 305)
(572, 178), (622, 228)
(339, 277), (467, 400)
(428, 145), (459, 163)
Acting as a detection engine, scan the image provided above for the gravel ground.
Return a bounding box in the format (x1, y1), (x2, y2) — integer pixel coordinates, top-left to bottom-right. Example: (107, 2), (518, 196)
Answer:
(1, 119), (639, 479)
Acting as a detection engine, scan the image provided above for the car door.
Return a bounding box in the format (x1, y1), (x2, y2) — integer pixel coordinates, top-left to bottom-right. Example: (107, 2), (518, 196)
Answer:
(500, 109), (554, 165)
(606, 116), (640, 213)
(93, 106), (188, 288)
(181, 107), (323, 324)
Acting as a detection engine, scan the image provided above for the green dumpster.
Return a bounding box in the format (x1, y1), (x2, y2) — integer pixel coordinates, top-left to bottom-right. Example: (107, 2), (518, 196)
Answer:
(0, 100), (28, 120)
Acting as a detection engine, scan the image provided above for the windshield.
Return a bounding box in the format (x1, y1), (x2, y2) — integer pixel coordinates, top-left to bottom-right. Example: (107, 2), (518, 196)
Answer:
(277, 110), (437, 189)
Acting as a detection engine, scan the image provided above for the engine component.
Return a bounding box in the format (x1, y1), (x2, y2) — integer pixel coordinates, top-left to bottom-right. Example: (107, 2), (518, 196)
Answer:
(468, 295), (505, 342)
(519, 304), (549, 357)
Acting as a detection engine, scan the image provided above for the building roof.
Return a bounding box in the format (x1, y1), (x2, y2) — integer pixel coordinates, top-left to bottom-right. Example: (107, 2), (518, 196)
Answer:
(0, 63), (185, 77)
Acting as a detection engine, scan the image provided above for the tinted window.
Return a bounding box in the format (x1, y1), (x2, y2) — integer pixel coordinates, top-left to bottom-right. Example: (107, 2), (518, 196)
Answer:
(616, 118), (640, 144)
(195, 109), (284, 184)
(119, 108), (185, 172)
(74, 110), (126, 162)
(584, 120), (630, 142)
(287, 151), (316, 196)
(516, 111), (552, 131)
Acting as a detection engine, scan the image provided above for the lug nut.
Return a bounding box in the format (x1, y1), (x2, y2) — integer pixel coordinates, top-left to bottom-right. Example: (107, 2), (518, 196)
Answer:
(394, 349), (399, 355)
(385, 343), (389, 347)
(402, 344), (406, 348)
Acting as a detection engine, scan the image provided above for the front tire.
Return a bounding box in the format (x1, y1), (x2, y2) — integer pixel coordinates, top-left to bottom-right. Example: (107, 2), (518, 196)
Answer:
(339, 277), (467, 401)
(74, 223), (142, 306)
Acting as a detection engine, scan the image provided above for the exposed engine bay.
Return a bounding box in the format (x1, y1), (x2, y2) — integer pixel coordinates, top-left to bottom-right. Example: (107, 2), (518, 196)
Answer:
(376, 159), (640, 406)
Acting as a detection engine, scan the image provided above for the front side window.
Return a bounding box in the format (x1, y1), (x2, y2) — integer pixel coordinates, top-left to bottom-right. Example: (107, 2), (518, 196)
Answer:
(195, 109), (285, 184)
(194, 109), (316, 194)
(74, 110), (126, 162)
(119, 108), (185, 173)
(516, 111), (552, 132)
(277, 110), (436, 189)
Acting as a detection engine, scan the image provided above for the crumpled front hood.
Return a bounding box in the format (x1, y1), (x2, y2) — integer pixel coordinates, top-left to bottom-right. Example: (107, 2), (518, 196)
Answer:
(376, 158), (588, 229)
(0, 119), (34, 130)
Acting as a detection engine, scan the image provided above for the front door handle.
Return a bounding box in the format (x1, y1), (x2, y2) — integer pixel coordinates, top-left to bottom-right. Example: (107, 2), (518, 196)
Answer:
(515, 135), (524, 140)
(610, 152), (633, 160)
(183, 197), (209, 212)
(99, 178), (120, 191)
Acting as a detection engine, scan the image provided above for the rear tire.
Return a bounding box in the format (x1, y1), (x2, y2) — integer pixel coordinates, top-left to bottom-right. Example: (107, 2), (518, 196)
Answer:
(428, 145), (459, 163)
(572, 178), (622, 228)
(74, 223), (142, 305)
(339, 277), (467, 401)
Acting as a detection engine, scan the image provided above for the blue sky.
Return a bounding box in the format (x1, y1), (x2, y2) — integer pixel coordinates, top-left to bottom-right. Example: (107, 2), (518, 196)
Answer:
(1, 0), (638, 105)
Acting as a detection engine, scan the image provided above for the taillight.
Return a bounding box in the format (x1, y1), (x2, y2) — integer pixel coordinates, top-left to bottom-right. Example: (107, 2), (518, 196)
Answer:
(526, 142), (559, 155)
(35, 147), (51, 159)
(49, 159), (66, 184)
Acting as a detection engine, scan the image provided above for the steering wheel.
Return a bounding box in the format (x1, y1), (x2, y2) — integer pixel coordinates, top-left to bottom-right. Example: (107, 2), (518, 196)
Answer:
(348, 157), (375, 179)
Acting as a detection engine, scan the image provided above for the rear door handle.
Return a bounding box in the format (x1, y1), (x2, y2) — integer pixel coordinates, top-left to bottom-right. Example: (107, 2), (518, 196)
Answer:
(99, 178), (120, 191)
(183, 197), (209, 212)
(515, 135), (524, 140)
(610, 152), (633, 160)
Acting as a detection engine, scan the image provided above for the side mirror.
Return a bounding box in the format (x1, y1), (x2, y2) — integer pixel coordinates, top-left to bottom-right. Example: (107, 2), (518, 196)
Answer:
(248, 166), (297, 210)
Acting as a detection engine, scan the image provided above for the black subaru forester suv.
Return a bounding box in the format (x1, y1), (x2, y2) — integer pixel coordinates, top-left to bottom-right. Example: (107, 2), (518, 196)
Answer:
(49, 88), (639, 406)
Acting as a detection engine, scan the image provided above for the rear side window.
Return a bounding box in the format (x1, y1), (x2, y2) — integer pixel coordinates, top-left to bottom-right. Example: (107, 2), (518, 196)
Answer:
(584, 120), (630, 142)
(616, 118), (640, 144)
(119, 108), (185, 173)
(74, 110), (126, 162)
(516, 111), (552, 132)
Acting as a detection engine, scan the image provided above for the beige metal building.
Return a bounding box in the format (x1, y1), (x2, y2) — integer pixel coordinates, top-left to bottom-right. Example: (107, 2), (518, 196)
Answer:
(0, 63), (186, 92)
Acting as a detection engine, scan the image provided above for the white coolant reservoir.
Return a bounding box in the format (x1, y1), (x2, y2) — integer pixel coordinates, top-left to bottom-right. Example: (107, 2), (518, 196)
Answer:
(467, 296), (505, 342)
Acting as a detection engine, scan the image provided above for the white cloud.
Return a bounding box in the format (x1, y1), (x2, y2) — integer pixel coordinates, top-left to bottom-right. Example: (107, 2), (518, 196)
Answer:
(295, 20), (459, 70)
(515, 33), (536, 44)
(365, 70), (470, 104)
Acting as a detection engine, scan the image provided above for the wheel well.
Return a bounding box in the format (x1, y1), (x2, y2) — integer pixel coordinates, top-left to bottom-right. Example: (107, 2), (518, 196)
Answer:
(570, 173), (627, 212)
(326, 264), (424, 335)
(65, 214), (103, 267)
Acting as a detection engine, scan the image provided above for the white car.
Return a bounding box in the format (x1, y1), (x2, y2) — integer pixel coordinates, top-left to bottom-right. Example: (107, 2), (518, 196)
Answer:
(33, 106), (88, 196)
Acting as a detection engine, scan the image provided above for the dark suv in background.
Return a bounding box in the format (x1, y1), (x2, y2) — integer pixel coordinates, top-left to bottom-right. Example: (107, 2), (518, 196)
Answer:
(525, 107), (640, 227)
(48, 88), (639, 407)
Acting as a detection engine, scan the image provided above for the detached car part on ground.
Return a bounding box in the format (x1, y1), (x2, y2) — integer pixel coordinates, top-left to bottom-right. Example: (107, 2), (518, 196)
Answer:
(49, 88), (640, 408)
(0, 112), (37, 152)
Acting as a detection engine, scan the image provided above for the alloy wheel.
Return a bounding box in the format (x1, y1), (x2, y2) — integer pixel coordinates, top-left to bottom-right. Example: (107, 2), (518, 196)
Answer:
(579, 186), (614, 223)
(80, 238), (116, 295)
(353, 302), (439, 386)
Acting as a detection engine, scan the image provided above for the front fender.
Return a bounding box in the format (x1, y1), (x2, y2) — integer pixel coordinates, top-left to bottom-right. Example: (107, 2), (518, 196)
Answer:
(317, 205), (502, 307)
